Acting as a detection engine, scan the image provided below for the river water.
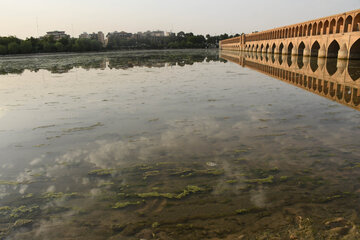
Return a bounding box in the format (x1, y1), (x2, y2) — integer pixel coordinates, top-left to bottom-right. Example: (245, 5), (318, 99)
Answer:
(0, 49), (360, 239)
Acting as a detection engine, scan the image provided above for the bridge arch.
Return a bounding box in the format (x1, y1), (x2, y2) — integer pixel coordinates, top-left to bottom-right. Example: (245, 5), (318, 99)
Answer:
(317, 22), (323, 35)
(279, 43), (284, 55)
(303, 24), (307, 36)
(260, 44), (264, 52)
(311, 41), (321, 57)
(344, 16), (352, 33)
(295, 26), (299, 37)
(336, 17), (344, 33)
(349, 38), (360, 59)
(265, 43), (270, 53)
(323, 20), (329, 34)
(329, 19), (336, 34)
(298, 41), (306, 56)
(288, 42), (294, 55)
(272, 43), (276, 54)
(327, 40), (340, 58)
(354, 13), (360, 31)
(308, 24), (312, 36)
(313, 22), (318, 35)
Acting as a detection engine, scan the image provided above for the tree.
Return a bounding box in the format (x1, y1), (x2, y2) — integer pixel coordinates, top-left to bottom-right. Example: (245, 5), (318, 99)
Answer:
(55, 42), (64, 52)
(20, 40), (32, 53)
(0, 45), (7, 54)
(8, 42), (20, 54)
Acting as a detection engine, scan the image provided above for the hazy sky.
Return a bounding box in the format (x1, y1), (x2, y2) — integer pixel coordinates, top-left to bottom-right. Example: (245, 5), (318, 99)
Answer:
(1, 0), (359, 39)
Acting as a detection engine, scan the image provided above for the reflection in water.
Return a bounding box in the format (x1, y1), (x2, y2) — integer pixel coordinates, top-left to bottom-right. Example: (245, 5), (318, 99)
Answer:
(220, 50), (360, 111)
(0, 50), (222, 75)
(1, 50), (360, 239)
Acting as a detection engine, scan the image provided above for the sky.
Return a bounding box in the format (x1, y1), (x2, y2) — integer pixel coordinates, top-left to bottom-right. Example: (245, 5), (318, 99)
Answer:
(0, 0), (359, 39)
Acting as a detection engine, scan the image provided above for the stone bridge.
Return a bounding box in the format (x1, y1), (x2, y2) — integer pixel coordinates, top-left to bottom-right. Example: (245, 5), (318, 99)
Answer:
(220, 50), (360, 111)
(220, 9), (360, 59)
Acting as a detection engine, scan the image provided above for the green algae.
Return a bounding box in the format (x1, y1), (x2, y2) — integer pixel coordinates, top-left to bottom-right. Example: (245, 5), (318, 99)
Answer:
(88, 168), (115, 177)
(113, 201), (142, 209)
(99, 182), (114, 187)
(152, 222), (159, 228)
(280, 176), (289, 182)
(235, 209), (250, 215)
(171, 168), (224, 178)
(226, 179), (238, 184)
(42, 192), (80, 199)
(13, 219), (33, 228)
(245, 175), (274, 184)
(143, 170), (160, 179)
(0, 180), (21, 185)
(9, 205), (39, 219)
(136, 185), (205, 199)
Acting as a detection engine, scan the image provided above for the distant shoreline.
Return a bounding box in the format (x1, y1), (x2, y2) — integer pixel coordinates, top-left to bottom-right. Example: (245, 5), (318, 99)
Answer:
(0, 48), (219, 58)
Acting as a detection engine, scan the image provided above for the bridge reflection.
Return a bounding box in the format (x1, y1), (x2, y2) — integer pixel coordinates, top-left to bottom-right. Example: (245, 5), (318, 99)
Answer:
(220, 50), (360, 111)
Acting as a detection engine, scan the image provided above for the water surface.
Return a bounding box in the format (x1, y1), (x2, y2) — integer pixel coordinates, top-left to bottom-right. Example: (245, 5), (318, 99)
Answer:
(1, 49), (360, 239)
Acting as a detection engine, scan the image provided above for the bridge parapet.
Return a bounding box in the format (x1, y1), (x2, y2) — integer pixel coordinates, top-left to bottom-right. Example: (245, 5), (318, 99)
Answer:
(220, 9), (360, 59)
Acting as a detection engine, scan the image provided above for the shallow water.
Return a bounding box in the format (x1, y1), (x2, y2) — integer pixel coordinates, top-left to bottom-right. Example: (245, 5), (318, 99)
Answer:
(1, 49), (360, 239)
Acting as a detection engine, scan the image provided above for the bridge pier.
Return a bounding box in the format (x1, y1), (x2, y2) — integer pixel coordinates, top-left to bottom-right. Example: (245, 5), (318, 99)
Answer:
(318, 44), (327, 58)
(338, 43), (349, 59)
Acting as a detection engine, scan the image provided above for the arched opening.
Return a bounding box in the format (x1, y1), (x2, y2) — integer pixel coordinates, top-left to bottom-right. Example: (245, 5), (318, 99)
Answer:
(255, 44), (259, 52)
(308, 24), (312, 36)
(285, 29), (288, 38)
(310, 57), (318, 72)
(287, 55), (292, 67)
(353, 89), (360, 106)
(279, 43), (284, 55)
(323, 20), (329, 34)
(272, 43), (276, 54)
(266, 44), (270, 53)
(299, 26), (303, 37)
(327, 40), (340, 58)
(318, 22), (323, 35)
(326, 58), (338, 76)
(303, 24), (307, 36)
(260, 44), (264, 52)
(311, 41), (321, 57)
(298, 42), (305, 56)
(312, 22), (317, 35)
(295, 26), (299, 37)
(329, 19), (336, 34)
(298, 54), (304, 69)
(349, 38), (360, 60)
(344, 16), (352, 33)
(336, 17), (344, 33)
(287, 42), (293, 55)
(354, 14), (360, 31)
(348, 59), (360, 80)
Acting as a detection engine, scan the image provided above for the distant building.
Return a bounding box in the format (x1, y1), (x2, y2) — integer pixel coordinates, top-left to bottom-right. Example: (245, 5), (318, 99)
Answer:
(79, 32), (90, 39)
(151, 30), (165, 37)
(45, 31), (69, 40)
(97, 31), (105, 46)
(107, 31), (132, 39)
(165, 31), (175, 37)
(79, 31), (105, 46)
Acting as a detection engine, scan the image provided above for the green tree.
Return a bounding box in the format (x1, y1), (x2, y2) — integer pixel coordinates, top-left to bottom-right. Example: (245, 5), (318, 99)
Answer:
(55, 42), (64, 52)
(20, 40), (32, 53)
(8, 42), (20, 54)
(0, 44), (7, 54)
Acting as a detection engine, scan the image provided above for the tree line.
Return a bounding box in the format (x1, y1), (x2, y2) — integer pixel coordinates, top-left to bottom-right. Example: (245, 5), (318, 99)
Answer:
(0, 32), (239, 55)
